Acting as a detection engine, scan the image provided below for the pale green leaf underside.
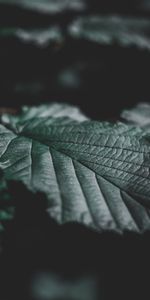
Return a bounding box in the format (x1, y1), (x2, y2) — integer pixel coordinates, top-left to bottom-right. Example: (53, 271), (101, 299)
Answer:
(1, 104), (150, 233)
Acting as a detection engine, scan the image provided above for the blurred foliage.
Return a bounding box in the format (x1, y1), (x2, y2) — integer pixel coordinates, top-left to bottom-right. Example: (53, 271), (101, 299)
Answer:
(0, 0), (150, 120)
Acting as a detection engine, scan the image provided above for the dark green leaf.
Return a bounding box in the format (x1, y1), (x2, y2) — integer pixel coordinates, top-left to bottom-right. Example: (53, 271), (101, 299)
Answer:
(1, 103), (150, 233)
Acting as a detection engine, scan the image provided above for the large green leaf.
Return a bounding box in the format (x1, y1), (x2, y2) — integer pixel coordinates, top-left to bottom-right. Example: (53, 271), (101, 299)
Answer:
(1, 103), (150, 233)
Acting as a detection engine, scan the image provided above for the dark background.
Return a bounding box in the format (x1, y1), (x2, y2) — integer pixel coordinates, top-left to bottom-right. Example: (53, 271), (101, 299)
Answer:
(0, 0), (150, 120)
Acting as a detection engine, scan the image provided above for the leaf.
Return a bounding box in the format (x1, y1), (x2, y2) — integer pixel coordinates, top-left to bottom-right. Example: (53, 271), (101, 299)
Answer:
(0, 0), (86, 14)
(1, 103), (150, 233)
(69, 16), (150, 50)
(1, 103), (88, 130)
(0, 27), (63, 47)
(121, 103), (150, 128)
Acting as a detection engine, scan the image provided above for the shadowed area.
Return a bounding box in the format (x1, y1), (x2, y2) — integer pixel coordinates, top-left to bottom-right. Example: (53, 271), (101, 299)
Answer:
(0, 0), (150, 120)
(0, 182), (150, 299)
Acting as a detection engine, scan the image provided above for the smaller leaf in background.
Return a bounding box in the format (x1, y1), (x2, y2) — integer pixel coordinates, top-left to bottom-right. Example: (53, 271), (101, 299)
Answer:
(121, 103), (150, 127)
(0, 0), (86, 14)
(69, 16), (150, 50)
(1, 102), (88, 132)
(31, 272), (98, 300)
(0, 26), (63, 47)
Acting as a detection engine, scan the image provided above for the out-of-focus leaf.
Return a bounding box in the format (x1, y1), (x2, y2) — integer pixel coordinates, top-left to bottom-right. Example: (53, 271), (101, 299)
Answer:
(122, 103), (150, 127)
(0, 0), (86, 14)
(69, 16), (150, 50)
(1, 103), (88, 128)
(0, 26), (63, 46)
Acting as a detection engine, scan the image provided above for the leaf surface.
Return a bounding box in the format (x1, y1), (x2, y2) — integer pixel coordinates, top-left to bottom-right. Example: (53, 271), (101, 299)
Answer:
(1, 104), (150, 233)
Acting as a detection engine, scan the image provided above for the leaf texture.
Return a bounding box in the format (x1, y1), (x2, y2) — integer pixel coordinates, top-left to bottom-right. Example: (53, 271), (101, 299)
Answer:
(1, 104), (150, 233)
